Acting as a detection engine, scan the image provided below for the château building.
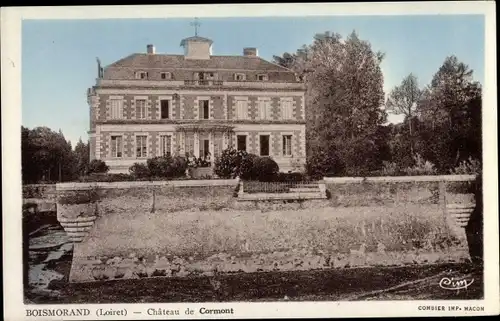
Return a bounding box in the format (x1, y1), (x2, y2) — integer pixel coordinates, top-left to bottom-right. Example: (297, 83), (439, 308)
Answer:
(87, 34), (307, 174)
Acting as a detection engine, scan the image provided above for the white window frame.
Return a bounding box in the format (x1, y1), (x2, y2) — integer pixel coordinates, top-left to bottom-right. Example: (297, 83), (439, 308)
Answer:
(259, 134), (271, 157)
(280, 97), (294, 120)
(257, 74), (269, 81)
(234, 73), (246, 81)
(199, 99), (210, 120)
(109, 98), (124, 119)
(160, 99), (172, 119)
(160, 72), (172, 80)
(135, 71), (148, 80)
(282, 134), (293, 157)
(135, 99), (147, 120)
(257, 97), (272, 120)
(110, 135), (124, 158)
(135, 135), (148, 158)
(159, 134), (172, 157)
(236, 99), (249, 120)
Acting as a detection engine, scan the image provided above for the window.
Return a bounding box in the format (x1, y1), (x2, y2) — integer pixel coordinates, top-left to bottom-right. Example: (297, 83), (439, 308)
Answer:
(282, 135), (292, 156)
(160, 100), (170, 119)
(260, 135), (270, 156)
(257, 74), (268, 81)
(185, 134), (195, 157)
(136, 99), (147, 119)
(237, 135), (247, 151)
(136, 71), (148, 79)
(160, 72), (171, 80)
(199, 100), (210, 119)
(159, 135), (172, 157)
(234, 73), (246, 81)
(136, 135), (148, 158)
(236, 100), (248, 120)
(110, 136), (123, 158)
(109, 99), (123, 119)
(199, 138), (210, 158)
(281, 99), (293, 120)
(257, 100), (272, 120)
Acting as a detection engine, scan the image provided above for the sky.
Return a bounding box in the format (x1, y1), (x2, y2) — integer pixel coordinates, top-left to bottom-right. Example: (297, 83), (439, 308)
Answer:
(22, 15), (485, 146)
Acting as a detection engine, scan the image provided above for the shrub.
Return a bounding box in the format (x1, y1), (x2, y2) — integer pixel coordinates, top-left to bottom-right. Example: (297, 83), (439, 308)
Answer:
(147, 156), (187, 178)
(87, 160), (109, 174)
(58, 188), (100, 205)
(238, 153), (259, 180)
(249, 157), (279, 181)
(129, 163), (150, 178)
(404, 154), (436, 176)
(214, 148), (253, 179)
(273, 172), (309, 182)
(381, 161), (402, 176)
(450, 157), (482, 175)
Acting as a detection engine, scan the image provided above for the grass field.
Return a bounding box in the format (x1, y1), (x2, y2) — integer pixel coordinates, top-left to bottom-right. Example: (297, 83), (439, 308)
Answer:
(80, 204), (464, 260)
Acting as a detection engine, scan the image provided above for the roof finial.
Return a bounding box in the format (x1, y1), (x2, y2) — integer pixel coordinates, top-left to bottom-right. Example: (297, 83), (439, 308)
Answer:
(190, 17), (201, 37)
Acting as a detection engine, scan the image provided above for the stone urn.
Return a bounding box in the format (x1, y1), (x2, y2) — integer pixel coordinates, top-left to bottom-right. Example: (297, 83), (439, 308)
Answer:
(56, 189), (99, 243)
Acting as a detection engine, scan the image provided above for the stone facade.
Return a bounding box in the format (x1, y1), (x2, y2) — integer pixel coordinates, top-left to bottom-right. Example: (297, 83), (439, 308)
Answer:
(88, 36), (307, 174)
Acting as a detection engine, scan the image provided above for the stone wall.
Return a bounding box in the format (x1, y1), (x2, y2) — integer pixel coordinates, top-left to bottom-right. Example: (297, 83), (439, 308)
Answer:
(49, 175), (479, 283)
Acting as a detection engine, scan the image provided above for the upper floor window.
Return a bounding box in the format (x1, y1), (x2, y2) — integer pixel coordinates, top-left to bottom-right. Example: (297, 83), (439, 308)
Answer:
(234, 73), (246, 81)
(160, 72), (172, 80)
(160, 100), (171, 119)
(257, 99), (272, 120)
(281, 98), (294, 120)
(199, 100), (210, 119)
(257, 74), (269, 81)
(236, 100), (249, 120)
(136, 99), (147, 119)
(135, 71), (148, 80)
(110, 136), (123, 158)
(109, 99), (124, 119)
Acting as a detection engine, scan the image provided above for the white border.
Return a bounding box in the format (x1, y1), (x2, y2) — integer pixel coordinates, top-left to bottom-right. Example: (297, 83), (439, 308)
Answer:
(2, 2), (498, 319)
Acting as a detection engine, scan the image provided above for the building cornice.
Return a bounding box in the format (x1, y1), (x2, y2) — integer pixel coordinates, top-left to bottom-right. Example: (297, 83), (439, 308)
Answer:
(95, 119), (306, 125)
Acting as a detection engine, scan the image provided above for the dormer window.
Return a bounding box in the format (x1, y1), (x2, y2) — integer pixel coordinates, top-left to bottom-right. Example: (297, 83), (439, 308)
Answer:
(136, 71), (148, 80)
(257, 74), (269, 81)
(234, 73), (246, 81)
(160, 72), (172, 80)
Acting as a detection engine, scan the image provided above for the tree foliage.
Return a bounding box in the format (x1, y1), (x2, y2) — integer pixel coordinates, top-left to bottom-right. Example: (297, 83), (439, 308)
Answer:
(275, 31), (387, 176)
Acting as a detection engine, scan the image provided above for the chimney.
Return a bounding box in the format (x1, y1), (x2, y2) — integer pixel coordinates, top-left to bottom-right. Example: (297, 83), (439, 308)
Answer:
(243, 47), (258, 57)
(147, 44), (155, 54)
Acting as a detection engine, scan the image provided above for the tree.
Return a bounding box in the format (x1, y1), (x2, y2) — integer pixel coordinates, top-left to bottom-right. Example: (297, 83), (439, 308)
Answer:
(415, 56), (482, 172)
(386, 73), (422, 153)
(277, 31), (387, 176)
(21, 126), (77, 183)
(74, 138), (90, 177)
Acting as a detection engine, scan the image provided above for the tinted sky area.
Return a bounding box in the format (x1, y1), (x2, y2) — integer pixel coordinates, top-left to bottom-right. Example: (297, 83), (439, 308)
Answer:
(22, 15), (484, 145)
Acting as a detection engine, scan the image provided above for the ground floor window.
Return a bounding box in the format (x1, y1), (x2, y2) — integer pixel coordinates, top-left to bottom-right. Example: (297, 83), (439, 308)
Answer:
(110, 136), (123, 158)
(160, 135), (172, 157)
(136, 135), (148, 158)
(260, 135), (270, 156)
(237, 135), (247, 151)
(283, 135), (292, 156)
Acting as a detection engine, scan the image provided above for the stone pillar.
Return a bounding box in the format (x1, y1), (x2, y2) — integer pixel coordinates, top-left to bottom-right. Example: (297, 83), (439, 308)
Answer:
(179, 132), (185, 155)
(194, 132), (200, 158)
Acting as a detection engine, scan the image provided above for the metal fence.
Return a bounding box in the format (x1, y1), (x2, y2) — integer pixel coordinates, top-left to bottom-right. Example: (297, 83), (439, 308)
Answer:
(241, 180), (321, 194)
